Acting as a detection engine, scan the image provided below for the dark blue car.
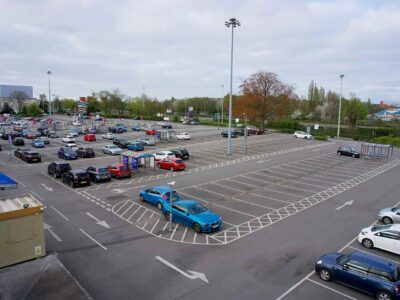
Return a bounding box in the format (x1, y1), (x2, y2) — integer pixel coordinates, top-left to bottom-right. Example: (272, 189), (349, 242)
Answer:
(162, 200), (222, 233)
(139, 186), (180, 210)
(315, 251), (400, 300)
(58, 147), (78, 160)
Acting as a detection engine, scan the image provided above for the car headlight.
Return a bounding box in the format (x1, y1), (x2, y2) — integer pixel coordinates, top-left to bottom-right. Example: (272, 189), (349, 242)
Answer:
(316, 260), (322, 265)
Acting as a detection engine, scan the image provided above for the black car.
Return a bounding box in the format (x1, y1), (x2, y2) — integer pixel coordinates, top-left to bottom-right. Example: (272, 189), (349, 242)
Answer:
(170, 148), (190, 160)
(113, 138), (129, 148)
(337, 146), (360, 158)
(12, 137), (25, 146)
(161, 123), (172, 129)
(108, 126), (124, 134)
(76, 147), (95, 158)
(14, 147), (30, 159)
(233, 128), (245, 136)
(62, 169), (90, 187)
(58, 147), (78, 160)
(86, 166), (111, 182)
(48, 161), (72, 178)
(221, 131), (238, 138)
(37, 127), (50, 136)
(14, 148), (41, 163)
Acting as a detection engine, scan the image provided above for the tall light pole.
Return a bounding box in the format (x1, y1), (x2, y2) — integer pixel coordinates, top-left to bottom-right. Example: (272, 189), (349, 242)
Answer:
(142, 86), (146, 115)
(47, 71), (52, 116)
(221, 84), (224, 125)
(337, 74), (344, 138)
(243, 112), (248, 155)
(225, 18), (240, 156)
(167, 181), (175, 232)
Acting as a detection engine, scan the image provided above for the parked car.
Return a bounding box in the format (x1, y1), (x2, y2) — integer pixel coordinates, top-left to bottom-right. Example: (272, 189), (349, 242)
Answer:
(39, 136), (50, 144)
(233, 128), (245, 136)
(12, 137), (25, 146)
(62, 169), (90, 187)
(65, 141), (77, 149)
(15, 148), (41, 163)
(47, 161), (72, 178)
(14, 147), (30, 159)
(137, 137), (156, 146)
(294, 131), (312, 139)
(145, 128), (157, 135)
(76, 147), (95, 158)
(62, 135), (75, 143)
(113, 138), (129, 148)
(221, 131), (238, 138)
(67, 130), (79, 137)
(337, 146), (360, 158)
(315, 251), (400, 300)
(162, 200), (222, 233)
(157, 158), (186, 171)
(176, 132), (191, 140)
(127, 141), (144, 151)
(247, 126), (261, 135)
(139, 186), (180, 210)
(132, 125), (142, 131)
(169, 148), (189, 160)
(154, 151), (176, 161)
(358, 224), (400, 255)
(48, 131), (59, 138)
(102, 132), (116, 140)
(83, 134), (96, 142)
(103, 145), (122, 155)
(58, 147), (78, 160)
(86, 166), (111, 182)
(108, 126), (124, 134)
(107, 164), (131, 179)
(25, 132), (37, 139)
(31, 139), (45, 148)
(161, 123), (172, 129)
(72, 120), (82, 126)
(378, 207), (400, 224)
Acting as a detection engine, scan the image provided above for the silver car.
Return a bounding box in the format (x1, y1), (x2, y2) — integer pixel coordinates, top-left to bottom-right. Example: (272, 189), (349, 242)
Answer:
(378, 207), (400, 224)
(102, 144), (121, 155)
(137, 137), (156, 146)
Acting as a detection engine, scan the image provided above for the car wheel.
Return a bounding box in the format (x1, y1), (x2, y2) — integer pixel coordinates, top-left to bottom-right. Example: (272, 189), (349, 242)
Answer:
(382, 217), (393, 224)
(71, 181), (74, 188)
(318, 268), (332, 282)
(170, 167), (174, 172)
(362, 238), (374, 249)
(294, 135), (297, 138)
(338, 152), (341, 155)
(157, 202), (163, 210)
(376, 291), (393, 300)
(140, 195), (145, 202)
(54, 172), (58, 179)
(352, 154), (356, 158)
(193, 223), (202, 233)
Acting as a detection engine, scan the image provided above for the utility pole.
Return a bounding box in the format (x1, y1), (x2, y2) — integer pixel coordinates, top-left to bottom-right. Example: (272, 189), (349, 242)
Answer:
(337, 75), (344, 138)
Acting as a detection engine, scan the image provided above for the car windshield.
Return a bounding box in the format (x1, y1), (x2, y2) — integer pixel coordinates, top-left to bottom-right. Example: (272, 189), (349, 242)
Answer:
(175, 160), (184, 164)
(58, 164), (71, 170)
(371, 225), (392, 232)
(75, 173), (87, 179)
(349, 147), (357, 152)
(28, 152), (39, 156)
(98, 168), (108, 174)
(188, 204), (207, 214)
(109, 145), (118, 149)
(337, 254), (349, 266)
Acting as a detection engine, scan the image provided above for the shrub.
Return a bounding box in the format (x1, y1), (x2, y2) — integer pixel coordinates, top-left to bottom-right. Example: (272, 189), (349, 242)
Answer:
(314, 135), (328, 141)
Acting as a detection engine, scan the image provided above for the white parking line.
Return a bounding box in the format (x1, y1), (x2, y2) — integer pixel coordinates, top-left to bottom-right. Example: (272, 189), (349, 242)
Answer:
(169, 223), (179, 239)
(263, 187), (304, 198)
(150, 219), (160, 233)
(79, 228), (107, 251)
(276, 183), (317, 194)
(180, 227), (188, 242)
(50, 205), (70, 222)
(307, 279), (357, 300)
(249, 192), (291, 204)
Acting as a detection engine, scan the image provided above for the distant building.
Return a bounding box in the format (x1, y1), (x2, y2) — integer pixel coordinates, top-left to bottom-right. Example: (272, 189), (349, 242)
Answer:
(0, 84), (35, 112)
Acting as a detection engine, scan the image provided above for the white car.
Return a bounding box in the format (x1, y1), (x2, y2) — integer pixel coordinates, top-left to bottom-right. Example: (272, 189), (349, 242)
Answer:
(154, 151), (176, 161)
(293, 131), (312, 139)
(176, 132), (191, 140)
(67, 130), (79, 137)
(358, 224), (400, 255)
(62, 136), (75, 143)
(72, 120), (82, 126)
(102, 132), (116, 140)
(65, 144), (78, 152)
(103, 144), (121, 155)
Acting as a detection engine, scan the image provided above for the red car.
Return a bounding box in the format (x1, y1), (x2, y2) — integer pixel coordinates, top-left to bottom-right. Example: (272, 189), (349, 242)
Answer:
(157, 158), (186, 172)
(146, 129), (156, 135)
(107, 164), (131, 179)
(84, 134), (96, 142)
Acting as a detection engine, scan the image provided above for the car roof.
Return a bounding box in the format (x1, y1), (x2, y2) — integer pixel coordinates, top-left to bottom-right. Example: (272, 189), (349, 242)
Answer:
(71, 169), (87, 173)
(152, 186), (176, 193)
(349, 251), (399, 272)
(174, 200), (199, 207)
(113, 163), (125, 167)
(90, 165), (105, 169)
(55, 161), (70, 165)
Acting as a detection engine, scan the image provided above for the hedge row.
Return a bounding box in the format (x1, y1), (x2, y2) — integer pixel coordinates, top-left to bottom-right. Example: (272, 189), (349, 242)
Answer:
(373, 136), (400, 147)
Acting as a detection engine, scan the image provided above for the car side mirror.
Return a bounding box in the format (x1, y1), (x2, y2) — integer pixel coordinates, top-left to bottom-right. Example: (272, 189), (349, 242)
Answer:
(342, 265), (349, 270)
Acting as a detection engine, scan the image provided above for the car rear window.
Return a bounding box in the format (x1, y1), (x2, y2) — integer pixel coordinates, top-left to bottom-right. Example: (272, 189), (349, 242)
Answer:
(98, 168), (108, 174)
(75, 173), (88, 179)
(119, 166), (128, 171)
(188, 204), (207, 215)
(28, 152), (40, 156)
(165, 191), (178, 199)
(58, 163), (71, 170)
(175, 160), (184, 164)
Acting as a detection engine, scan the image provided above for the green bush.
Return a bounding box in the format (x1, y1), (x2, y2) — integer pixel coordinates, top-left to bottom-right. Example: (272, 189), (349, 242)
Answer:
(314, 135), (328, 141)
(374, 136), (400, 147)
(172, 115), (179, 122)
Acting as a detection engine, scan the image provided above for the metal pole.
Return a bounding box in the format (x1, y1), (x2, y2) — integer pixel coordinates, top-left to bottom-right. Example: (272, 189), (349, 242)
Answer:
(244, 113), (248, 155)
(227, 25), (234, 155)
(47, 71), (52, 116)
(184, 99), (187, 131)
(221, 84), (224, 125)
(337, 74), (344, 138)
(168, 181), (175, 232)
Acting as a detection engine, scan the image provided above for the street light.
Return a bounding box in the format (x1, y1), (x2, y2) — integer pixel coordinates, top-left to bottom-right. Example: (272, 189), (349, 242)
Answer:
(167, 181), (175, 232)
(225, 17), (240, 156)
(243, 112), (248, 155)
(337, 74), (344, 138)
(47, 71), (52, 116)
(221, 84), (224, 125)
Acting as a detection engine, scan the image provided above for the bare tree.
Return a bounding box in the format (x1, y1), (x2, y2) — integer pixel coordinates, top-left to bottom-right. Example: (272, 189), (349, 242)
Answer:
(10, 91), (28, 113)
(239, 71), (293, 132)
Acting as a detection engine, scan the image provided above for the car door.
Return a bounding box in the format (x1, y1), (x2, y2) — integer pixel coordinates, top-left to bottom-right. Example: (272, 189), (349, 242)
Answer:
(144, 189), (157, 205)
(171, 204), (187, 225)
(376, 230), (400, 254)
(393, 209), (400, 222)
(335, 260), (369, 291)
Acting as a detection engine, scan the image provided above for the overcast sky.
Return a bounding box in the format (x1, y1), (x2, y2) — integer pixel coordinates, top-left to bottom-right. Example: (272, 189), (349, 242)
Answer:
(1, 0), (399, 103)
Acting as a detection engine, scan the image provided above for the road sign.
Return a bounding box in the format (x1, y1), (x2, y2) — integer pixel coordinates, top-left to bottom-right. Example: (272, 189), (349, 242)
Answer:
(188, 107), (193, 111)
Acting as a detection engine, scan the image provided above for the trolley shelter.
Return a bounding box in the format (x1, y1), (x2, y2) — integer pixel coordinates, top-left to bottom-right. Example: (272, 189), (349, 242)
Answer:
(360, 143), (393, 160)
(156, 129), (176, 142)
(120, 153), (156, 173)
(0, 172), (18, 190)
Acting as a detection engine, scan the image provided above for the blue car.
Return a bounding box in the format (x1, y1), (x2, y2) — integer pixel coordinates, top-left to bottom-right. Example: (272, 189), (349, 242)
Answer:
(31, 139), (45, 148)
(139, 186), (180, 210)
(161, 200), (222, 233)
(315, 251), (400, 300)
(127, 142), (144, 151)
(132, 126), (142, 131)
(58, 147), (78, 160)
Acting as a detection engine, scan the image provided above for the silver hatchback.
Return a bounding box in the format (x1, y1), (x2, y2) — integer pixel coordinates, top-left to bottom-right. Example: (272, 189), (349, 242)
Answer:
(378, 207), (400, 224)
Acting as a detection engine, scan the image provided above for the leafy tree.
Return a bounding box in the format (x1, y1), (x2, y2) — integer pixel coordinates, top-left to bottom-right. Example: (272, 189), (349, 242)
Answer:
(87, 96), (100, 113)
(1, 102), (14, 114)
(10, 91), (28, 113)
(38, 93), (49, 113)
(21, 106), (28, 116)
(344, 95), (368, 127)
(26, 103), (42, 116)
(239, 71), (293, 132)
(61, 99), (77, 113)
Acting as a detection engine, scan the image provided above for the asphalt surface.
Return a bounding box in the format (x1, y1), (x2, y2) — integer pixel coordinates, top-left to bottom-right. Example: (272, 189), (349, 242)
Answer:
(1, 117), (400, 300)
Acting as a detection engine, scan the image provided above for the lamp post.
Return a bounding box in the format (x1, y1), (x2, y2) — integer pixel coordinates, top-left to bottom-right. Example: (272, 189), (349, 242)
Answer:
(225, 18), (240, 156)
(221, 84), (224, 125)
(47, 71), (52, 116)
(337, 74), (344, 138)
(243, 112), (248, 155)
(167, 181), (175, 232)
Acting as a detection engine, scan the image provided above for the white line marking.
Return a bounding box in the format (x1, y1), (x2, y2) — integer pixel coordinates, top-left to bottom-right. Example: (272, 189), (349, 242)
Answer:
(155, 256), (209, 283)
(79, 228), (107, 250)
(50, 205), (70, 221)
(136, 210), (148, 223)
(150, 219), (160, 233)
(307, 279), (357, 300)
(180, 227), (188, 242)
(30, 190), (44, 201)
(170, 223), (179, 239)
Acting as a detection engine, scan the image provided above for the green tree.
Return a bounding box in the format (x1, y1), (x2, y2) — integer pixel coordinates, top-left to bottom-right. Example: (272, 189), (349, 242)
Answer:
(61, 99), (77, 113)
(344, 95), (368, 127)
(26, 103), (42, 116)
(87, 96), (101, 113)
(39, 93), (49, 113)
(1, 102), (14, 114)
(10, 91), (28, 113)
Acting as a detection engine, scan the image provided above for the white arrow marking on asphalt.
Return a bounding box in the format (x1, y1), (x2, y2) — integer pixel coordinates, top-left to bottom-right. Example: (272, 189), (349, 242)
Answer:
(85, 212), (111, 229)
(155, 256), (209, 284)
(40, 183), (53, 192)
(44, 223), (62, 242)
(336, 200), (354, 211)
